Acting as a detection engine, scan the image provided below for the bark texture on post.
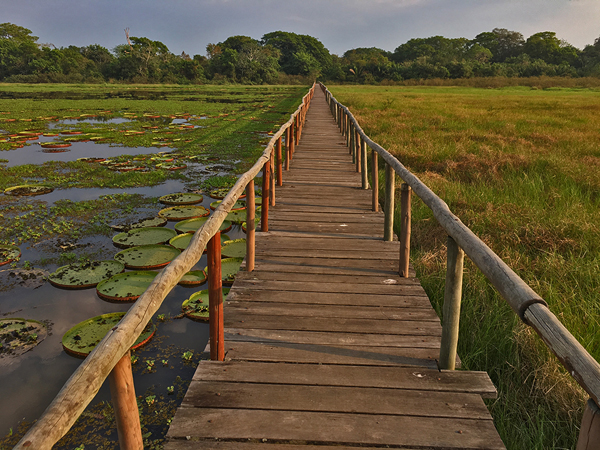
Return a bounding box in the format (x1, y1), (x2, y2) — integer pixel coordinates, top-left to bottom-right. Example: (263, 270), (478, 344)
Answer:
(578, 399), (600, 450)
(261, 159), (271, 232)
(276, 136), (283, 186)
(270, 152), (276, 207)
(384, 163), (395, 242)
(439, 236), (465, 371)
(361, 139), (368, 189)
(109, 352), (143, 450)
(245, 180), (255, 272)
(399, 183), (412, 277)
(372, 150), (379, 212)
(285, 127), (291, 171)
(208, 231), (224, 361)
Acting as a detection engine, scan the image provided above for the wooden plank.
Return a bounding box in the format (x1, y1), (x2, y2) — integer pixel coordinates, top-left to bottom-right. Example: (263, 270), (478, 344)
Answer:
(225, 301), (440, 321)
(268, 221), (386, 236)
(235, 270), (418, 286)
(166, 409), (505, 449)
(224, 341), (440, 368)
(269, 212), (386, 224)
(231, 279), (427, 295)
(165, 442), (421, 450)
(181, 381), (492, 420)
(192, 361), (497, 397)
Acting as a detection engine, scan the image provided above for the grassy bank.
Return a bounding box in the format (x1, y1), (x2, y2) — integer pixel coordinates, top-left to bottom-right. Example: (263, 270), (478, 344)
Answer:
(330, 84), (600, 449)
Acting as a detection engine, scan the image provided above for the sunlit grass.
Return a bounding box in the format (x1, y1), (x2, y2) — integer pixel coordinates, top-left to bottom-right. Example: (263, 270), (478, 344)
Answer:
(332, 84), (600, 450)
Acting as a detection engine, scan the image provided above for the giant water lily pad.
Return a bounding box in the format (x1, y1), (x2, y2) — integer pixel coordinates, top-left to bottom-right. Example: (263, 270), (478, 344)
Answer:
(226, 209), (247, 224)
(48, 260), (125, 289)
(158, 205), (209, 221)
(169, 233), (230, 251)
(0, 318), (47, 358)
(159, 192), (204, 205)
(114, 245), (181, 269)
(0, 244), (21, 266)
(204, 257), (243, 286)
(4, 185), (53, 196)
(96, 270), (158, 302)
(178, 270), (207, 287)
(112, 227), (177, 248)
(62, 312), (155, 358)
(221, 239), (247, 259)
(209, 188), (246, 200)
(182, 288), (230, 321)
(175, 217), (232, 234)
(210, 200), (246, 211)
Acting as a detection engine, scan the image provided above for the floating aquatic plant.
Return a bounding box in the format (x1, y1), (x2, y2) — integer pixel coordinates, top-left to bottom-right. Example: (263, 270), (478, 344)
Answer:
(48, 260), (125, 289)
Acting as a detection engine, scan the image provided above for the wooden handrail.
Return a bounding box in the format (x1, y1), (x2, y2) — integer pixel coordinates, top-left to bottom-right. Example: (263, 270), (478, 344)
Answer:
(14, 83), (316, 450)
(320, 82), (600, 424)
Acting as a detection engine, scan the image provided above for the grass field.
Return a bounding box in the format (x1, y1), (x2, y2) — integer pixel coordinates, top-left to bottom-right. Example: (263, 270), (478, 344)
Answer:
(330, 84), (600, 450)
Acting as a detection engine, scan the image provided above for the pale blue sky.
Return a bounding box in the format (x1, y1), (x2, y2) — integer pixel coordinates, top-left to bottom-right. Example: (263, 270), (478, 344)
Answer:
(1, 0), (598, 56)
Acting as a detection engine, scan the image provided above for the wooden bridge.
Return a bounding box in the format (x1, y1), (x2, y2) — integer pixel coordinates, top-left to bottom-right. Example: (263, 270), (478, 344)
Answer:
(164, 87), (505, 448)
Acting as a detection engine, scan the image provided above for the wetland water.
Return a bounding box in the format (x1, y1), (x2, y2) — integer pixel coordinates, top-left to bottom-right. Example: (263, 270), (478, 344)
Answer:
(0, 84), (306, 445)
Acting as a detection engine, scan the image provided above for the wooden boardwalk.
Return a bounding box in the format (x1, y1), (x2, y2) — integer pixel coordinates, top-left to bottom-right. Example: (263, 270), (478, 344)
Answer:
(165, 89), (505, 449)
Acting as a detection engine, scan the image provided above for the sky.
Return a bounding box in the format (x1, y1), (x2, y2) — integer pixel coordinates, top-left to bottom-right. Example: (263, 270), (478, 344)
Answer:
(1, 0), (599, 57)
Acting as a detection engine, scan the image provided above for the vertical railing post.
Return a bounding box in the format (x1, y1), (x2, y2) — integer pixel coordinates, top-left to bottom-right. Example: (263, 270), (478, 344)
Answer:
(285, 127), (291, 171)
(399, 183), (412, 277)
(261, 159), (271, 232)
(109, 351), (143, 450)
(276, 136), (283, 186)
(289, 122), (295, 161)
(372, 150), (379, 212)
(270, 151), (276, 207)
(350, 123), (355, 161)
(439, 236), (464, 370)
(208, 231), (224, 362)
(384, 163), (395, 241)
(295, 115), (299, 145)
(577, 399), (600, 449)
(246, 180), (255, 272)
(361, 139), (368, 189)
(355, 129), (361, 173)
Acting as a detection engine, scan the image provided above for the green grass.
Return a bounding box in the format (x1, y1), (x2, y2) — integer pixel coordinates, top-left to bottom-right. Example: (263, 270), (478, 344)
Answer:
(331, 84), (600, 449)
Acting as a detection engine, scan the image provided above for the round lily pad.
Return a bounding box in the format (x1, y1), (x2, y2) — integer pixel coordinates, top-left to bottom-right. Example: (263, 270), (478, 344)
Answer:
(209, 188), (246, 200)
(96, 270), (158, 302)
(159, 192), (204, 205)
(210, 200), (246, 211)
(0, 244), (21, 266)
(158, 205), (210, 221)
(226, 209), (247, 224)
(0, 318), (48, 358)
(112, 227), (177, 248)
(4, 185), (53, 196)
(157, 163), (187, 170)
(204, 257), (243, 286)
(40, 142), (71, 149)
(62, 312), (155, 358)
(169, 232), (230, 251)
(221, 238), (247, 259)
(178, 270), (207, 287)
(175, 217), (232, 234)
(114, 245), (181, 270)
(48, 260), (125, 289)
(182, 288), (230, 321)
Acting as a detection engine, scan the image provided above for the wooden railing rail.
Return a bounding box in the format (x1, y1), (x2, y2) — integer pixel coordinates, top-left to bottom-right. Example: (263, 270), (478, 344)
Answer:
(320, 82), (600, 449)
(14, 83), (316, 450)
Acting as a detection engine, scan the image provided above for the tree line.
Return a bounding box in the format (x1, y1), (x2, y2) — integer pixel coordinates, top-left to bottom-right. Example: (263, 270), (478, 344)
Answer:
(2, 23), (600, 84)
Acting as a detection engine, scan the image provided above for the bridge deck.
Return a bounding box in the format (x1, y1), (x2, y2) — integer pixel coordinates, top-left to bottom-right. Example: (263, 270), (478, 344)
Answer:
(165, 89), (505, 449)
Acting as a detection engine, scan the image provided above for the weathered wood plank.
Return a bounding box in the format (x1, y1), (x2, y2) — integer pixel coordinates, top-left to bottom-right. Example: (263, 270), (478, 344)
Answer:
(166, 409), (504, 449)
(165, 442), (420, 450)
(235, 270), (418, 286)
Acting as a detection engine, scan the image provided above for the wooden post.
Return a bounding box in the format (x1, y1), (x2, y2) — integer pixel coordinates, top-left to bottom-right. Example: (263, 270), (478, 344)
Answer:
(372, 150), (379, 212)
(384, 163), (395, 242)
(355, 129), (361, 173)
(208, 232), (224, 361)
(295, 115), (299, 145)
(439, 236), (464, 370)
(270, 152), (276, 207)
(246, 180), (255, 272)
(399, 183), (412, 277)
(276, 136), (283, 186)
(289, 123), (295, 161)
(261, 159), (270, 232)
(285, 127), (291, 171)
(350, 123), (355, 160)
(108, 351), (143, 450)
(578, 399), (600, 450)
(361, 139), (368, 189)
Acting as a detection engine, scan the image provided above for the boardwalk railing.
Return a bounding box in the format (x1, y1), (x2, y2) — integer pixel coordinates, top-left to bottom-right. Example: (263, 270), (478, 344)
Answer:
(319, 82), (600, 448)
(14, 83), (315, 450)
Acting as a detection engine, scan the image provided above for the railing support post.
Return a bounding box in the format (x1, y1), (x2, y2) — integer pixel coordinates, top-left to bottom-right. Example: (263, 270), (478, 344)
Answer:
(384, 163), (395, 241)
(285, 127), (291, 171)
(355, 129), (361, 173)
(208, 231), (224, 361)
(246, 180), (255, 272)
(399, 183), (412, 277)
(289, 123), (295, 161)
(270, 152), (276, 206)
(276, 136), (283, 186)
(372, 150), (379, 211)
(109, 351), (143, 450)
(578, 399), (600, 450)
(439, 236), (464, 370)
(261, 159), (271, 232)
(361, 139), (368, 189)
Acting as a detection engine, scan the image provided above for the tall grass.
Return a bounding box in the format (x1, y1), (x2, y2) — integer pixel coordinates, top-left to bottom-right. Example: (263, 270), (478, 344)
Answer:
(332, 84), (600, 449)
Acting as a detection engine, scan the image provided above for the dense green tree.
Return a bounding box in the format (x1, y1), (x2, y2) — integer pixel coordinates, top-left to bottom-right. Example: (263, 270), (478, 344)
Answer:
(342, 47), (394, 82)
(471, 28), (524, 62)
(261, 31), (331, 76)
(392, 36), (469, 65)
(524, 31), (580, 66)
